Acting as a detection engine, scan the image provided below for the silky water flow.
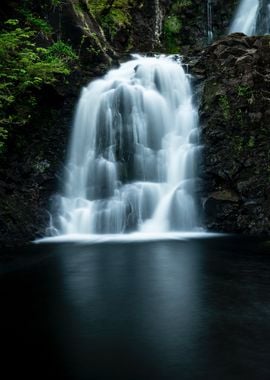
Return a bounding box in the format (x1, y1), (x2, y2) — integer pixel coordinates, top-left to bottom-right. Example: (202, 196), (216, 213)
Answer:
(50, 55), (202, 237)
(230, 0), (270, 36)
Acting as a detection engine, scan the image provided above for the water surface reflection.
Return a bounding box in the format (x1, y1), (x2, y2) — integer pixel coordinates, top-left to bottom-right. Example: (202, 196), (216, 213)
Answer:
(1, 237), (270, 379)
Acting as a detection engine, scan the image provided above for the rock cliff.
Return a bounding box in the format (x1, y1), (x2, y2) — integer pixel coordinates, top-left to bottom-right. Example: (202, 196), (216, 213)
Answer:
(193, 33), (270, 235)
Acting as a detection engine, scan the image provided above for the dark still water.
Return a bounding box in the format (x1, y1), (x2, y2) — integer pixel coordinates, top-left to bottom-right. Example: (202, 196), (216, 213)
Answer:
(1, 236), (270, 379)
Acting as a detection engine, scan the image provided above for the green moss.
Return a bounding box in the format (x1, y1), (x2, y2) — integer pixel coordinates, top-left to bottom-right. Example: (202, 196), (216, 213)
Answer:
(88, 0), (131, 40)
(51, 0), (63, 6)
(165, 16), (182, 34)
(171, 0), (192, 12)
(219, 95), (230, 121)
(233, 136), (244, 155)
(237, 84), (252, 98)
(248, 136), (255, 148)
(232, 135), (255, 157)
(164, 16), (182, 53)
(162, 0), (192, 53)
(87, 0), (107, 15)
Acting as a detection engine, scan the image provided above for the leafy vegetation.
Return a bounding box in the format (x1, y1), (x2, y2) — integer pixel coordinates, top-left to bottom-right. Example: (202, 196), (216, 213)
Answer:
(248, 136), (255, 148)
(51, 0), (63, 6)
(88, 0), (131, 40)
(237, 84), (251, 97)
(164, 16), (182, 53)
(0, 18), (77, 153)
(163, 0), (192, 53)
(171, 0), (192, 12)
(19, 9), (53, 36)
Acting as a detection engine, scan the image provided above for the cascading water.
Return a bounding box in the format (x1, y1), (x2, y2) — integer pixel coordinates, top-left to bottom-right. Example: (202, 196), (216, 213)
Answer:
(230, 0), (259, 35)
(207, 0), (213, 43)
(52, 55), (201, 237)
(230, 0), (270, 35)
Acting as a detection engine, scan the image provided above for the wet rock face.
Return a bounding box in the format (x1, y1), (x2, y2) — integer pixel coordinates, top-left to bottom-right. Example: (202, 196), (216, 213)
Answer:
(211, 0), (239, 35)
(257, 0), (270, 35)
(193, 33), (270, 235)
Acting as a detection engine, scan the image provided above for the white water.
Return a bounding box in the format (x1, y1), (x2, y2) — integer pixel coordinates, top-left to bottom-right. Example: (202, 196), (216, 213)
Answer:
(51, 55), (201, 237)
(230, 0), (259, 35)
(36, 232), (223, 244)
(207, 0), (213, 43)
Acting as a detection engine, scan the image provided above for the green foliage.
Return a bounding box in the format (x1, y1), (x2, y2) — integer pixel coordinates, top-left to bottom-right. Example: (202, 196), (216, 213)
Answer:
(32, 157), (50, 174)
(171, 0), (192, 12)
(233, 135), (255, 156)
(51, 0), (63, 7)
(47, 41), (78, 62)
(233, 135), (244, 154)
(165, 16), (182, 34)
(248, 136), (255, 148)
(20, 9), (53, 36)
(88, 0), (131, 39)
(163, 0), (191, 53)
(0, 19), (78, 153)
(103, 8), (130, 37)
(88, 0), (109, 15)
(164, 16), (182, 53)
(237, 85), (252, 98)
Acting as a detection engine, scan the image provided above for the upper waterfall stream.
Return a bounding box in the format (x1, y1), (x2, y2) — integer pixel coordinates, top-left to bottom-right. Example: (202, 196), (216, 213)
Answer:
(207, 0), (213, 43)
(230, 0), (270, 35)
(51, 55), (202, 238)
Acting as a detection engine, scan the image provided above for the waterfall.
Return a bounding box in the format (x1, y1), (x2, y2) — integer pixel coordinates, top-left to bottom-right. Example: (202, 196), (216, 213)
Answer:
(52, 55), (201, 236)
(230, 0), (259, 35)
(229, 0), (270, 35)
(207, 0), (213, 43)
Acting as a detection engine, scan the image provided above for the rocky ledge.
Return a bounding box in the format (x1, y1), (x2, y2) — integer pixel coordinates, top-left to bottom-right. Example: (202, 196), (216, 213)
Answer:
(193, 33), (270, 235)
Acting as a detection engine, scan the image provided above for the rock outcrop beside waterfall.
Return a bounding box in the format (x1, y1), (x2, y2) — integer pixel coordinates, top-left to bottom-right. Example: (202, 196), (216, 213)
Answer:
(193, 33), (270, 235)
